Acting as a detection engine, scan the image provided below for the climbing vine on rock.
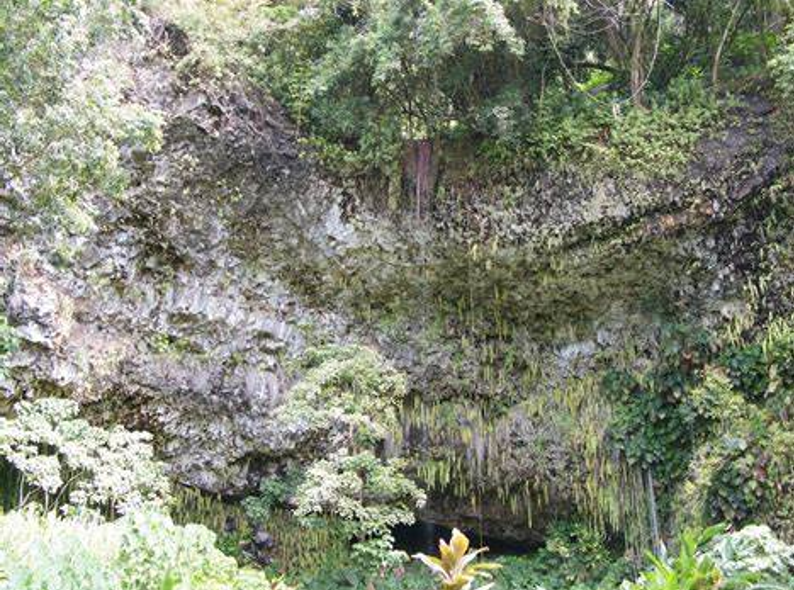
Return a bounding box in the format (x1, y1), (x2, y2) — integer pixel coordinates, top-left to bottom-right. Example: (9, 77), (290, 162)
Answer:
(606, 318), (794, 542)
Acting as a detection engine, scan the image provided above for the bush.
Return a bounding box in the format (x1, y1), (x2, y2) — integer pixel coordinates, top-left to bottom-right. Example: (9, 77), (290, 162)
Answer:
(245, 346), (424, 573)
(0, 398), (170, 515)
(492, 521), (631, 590)
(624, 525), (794, 590)
(294, 450), (426, 570)
(0, 508), (291, 590)
(524, 75), (720, 177)
(704, 525), (794, 584)
(275, 345), (407, 453)
(770, 26), (794, 100)
(622, 526), (725, 590)
(0, 317), (17, 382)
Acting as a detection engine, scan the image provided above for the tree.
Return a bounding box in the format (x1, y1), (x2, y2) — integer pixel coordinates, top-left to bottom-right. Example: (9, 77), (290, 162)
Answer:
(293, 450), (426, 569)
(0, 0), (162, 231)
(542, 0), (665, 107)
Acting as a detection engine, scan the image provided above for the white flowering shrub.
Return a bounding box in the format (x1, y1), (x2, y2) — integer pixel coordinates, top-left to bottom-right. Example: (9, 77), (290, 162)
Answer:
(0, 508), (293, 590)
(0, 398), (170, 515)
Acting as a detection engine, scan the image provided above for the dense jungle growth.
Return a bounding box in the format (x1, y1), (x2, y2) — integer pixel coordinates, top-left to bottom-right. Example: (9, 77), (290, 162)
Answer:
(1, 0), (793, 589)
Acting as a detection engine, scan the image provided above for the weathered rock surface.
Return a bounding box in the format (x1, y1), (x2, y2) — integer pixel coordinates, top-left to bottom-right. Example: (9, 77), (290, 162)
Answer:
(0, 19), (350, 493)
(0, 17), (790, 536)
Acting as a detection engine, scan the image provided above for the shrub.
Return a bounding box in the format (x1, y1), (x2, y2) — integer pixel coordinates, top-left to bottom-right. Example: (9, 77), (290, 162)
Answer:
(242, 469), (303, 523)
(0, 0), (162, 231)
(275, 345), (407, 453)
(624, 525), (794, 590)
(704, 525), (794, 584)
(622, 526), (725, 590)
(525, 75), (720, 177)
(246, 346), (424, 573)
(0, 398), (170, 515)
(770, 25), (794, 100)
(490, 521), (631, 590)
(0, 508), (292, 590)
(294, 450), (426, 570)
(413, 528), (501, 590)
(0, 317), (17, 382)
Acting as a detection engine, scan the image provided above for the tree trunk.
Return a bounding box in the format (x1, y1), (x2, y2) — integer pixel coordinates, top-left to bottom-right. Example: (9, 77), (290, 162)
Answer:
(712, 0), (743, 87)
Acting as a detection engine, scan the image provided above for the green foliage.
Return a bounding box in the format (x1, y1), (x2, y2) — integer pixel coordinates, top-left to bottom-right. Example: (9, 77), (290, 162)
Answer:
(144, 0), (266, 79)
(276, 345), (407, 452)
(491, 521), (631, 590)
(145, 0), (788, 181)
(260, 509), (351, 577)
(246, 346), (425, 573)
(623, 525), (725, 590)
(542, 522), (624, 586)
(172, 487), (352, 576)
(605, 325), (713, 481)
(170, 487), (252, 561)
(0, 398), (170, 515)
(290, 520), (630, 590)
(0, 0), (162, 231)
(770, 25), (794, 100)
(704, 525), (794, 585)
(0, 508), (291, 590)
(292, 563), (431, 590)
(624, 525), (794, 590)
(520, 74), (721, 177)
(607, 317), (794, 539)
(245, 0), (526, 174)
(678, 319), (794, 538)
(0, 316), (17, 382)
(243, 469), (304, 523)
(294, 450), (426, 570)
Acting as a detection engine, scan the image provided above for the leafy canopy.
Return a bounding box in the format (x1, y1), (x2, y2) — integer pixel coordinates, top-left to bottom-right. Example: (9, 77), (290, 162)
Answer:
(0, 0), (162, 231)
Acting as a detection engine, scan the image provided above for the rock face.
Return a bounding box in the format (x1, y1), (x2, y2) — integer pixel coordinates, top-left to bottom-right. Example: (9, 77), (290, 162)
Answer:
(0, 20), (351, 493)
(0, 19), (790, 535)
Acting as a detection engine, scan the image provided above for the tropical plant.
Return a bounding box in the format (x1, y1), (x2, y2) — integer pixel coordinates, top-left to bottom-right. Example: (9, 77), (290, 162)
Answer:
(0, 398), (170, 515)
(414, 528), (502, 590)
(0, 508), (292, 590)
(704, 525), (794, 585)
(623, 525), (726, 590)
